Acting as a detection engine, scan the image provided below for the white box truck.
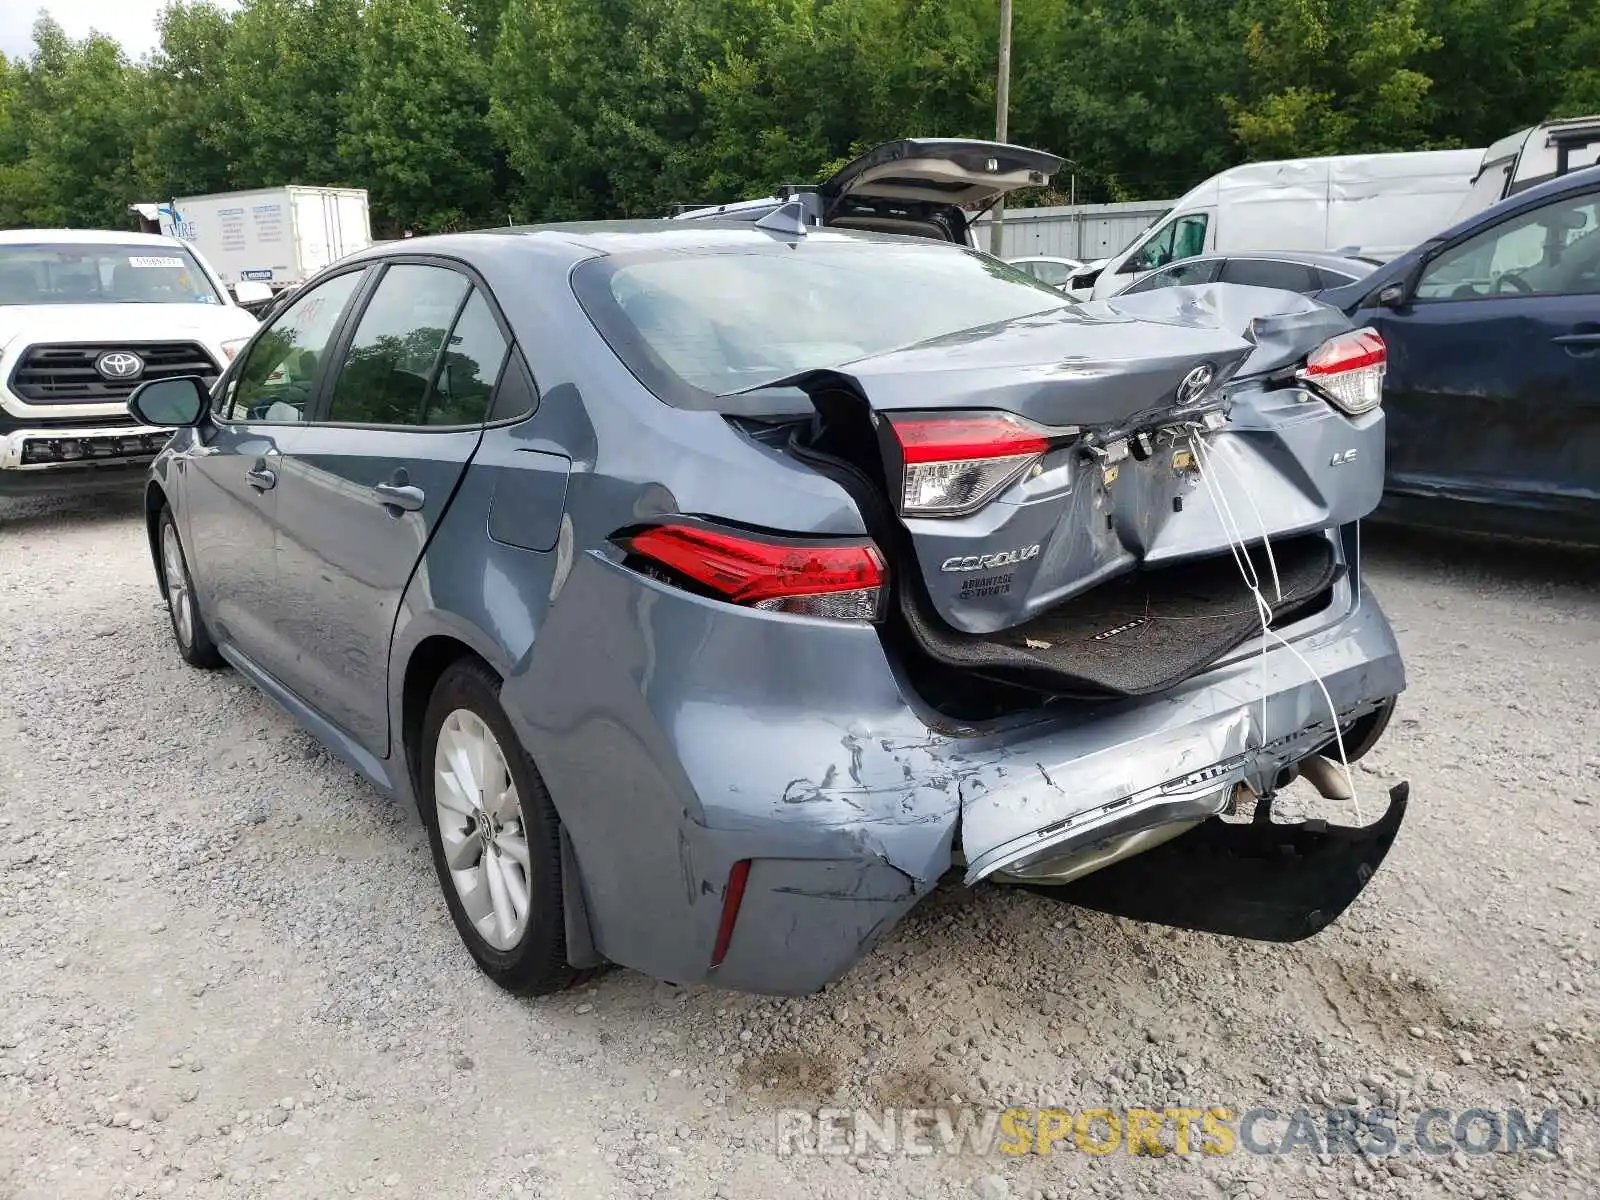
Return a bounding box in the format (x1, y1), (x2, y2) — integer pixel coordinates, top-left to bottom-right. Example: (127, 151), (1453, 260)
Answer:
(130, 186), (372, 295)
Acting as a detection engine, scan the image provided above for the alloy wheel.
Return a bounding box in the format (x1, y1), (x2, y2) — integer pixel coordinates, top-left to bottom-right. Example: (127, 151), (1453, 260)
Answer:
(434, 709), (533, 951)
(161, 522), (194, 648)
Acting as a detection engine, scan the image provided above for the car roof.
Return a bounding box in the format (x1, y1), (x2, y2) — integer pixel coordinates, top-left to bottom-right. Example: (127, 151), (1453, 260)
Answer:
(354, 219), (947, 264)
(0, 228), (190, 247)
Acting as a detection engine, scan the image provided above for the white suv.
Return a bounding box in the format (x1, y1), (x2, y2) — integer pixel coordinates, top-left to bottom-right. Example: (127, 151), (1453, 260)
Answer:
(0, 229), (260, 498)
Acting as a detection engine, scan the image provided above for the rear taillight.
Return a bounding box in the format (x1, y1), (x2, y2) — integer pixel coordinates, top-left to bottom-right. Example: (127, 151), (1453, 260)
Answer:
(887, 411), (1059, 516)
(616, 521), (887, 622)
(1299, 328), (1386, 415)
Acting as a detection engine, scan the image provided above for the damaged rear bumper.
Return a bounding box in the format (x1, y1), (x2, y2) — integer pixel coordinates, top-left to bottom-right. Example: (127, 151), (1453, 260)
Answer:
(955, 587), (1404, 886)
(514, 549), (1406, 996)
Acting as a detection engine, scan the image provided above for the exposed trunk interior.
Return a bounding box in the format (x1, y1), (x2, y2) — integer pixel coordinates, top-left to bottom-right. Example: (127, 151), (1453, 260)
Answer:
(758, 382), (1341, 722)
(896, 535), (1338, 699)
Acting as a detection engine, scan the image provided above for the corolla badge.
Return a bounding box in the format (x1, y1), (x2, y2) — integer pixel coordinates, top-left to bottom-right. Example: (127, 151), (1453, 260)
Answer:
(1176, 363), (1215, 405)
(941, 544), (1041, 573)
(95, 351), (145, 380)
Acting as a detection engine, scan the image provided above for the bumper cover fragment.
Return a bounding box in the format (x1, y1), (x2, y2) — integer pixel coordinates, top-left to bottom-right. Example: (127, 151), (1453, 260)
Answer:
(1015, 782), (1408, 941)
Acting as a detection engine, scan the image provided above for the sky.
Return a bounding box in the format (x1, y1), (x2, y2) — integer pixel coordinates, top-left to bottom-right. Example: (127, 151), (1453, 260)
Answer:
(2, 0), (170, 62)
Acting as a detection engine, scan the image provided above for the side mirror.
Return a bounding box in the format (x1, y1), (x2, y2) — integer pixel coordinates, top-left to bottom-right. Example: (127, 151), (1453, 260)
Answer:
(128, 376), (210, 428)
(1375, 256), (1429, 310)
(232, 280), (273, 305)
(1376, 282), (1409, 309)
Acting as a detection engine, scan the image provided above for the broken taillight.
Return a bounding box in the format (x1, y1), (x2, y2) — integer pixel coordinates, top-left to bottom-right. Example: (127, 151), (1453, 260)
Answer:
(886, 411), (1060, 517)
(1299, 328), (1386, 415)
(616, 521), (887, 622)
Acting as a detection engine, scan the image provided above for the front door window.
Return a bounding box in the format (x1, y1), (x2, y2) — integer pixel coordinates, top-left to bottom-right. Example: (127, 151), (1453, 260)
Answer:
(1416, 192), (1600, 301)
(221, 271), (366, 422)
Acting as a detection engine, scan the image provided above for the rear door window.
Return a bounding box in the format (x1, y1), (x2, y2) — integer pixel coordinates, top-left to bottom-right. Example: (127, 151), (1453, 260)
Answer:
(1218, 258), (1320, 292)
(424, 289), (510, 426)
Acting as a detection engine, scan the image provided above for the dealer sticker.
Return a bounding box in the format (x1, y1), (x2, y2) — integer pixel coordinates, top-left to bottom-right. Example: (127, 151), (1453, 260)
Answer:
(127, 256), (185, 268)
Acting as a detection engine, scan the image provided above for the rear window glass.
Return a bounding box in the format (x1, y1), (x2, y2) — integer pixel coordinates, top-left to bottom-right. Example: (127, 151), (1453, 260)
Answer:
(572, 241), (1068, 406)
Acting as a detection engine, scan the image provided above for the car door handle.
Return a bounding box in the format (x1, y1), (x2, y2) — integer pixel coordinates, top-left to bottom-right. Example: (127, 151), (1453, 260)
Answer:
(245, 466), (277, 492)
(1552, 332), (1600, 346)
(371, 482), (425, 512)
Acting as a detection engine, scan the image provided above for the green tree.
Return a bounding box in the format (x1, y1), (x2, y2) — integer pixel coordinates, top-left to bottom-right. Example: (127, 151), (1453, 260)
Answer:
(1222, 0), (1444, 158)
(2, 17), (146, 227)
(490, 0), (709, 219)
(6, 0), (1600, 234)
(224, 0), (363, 188)
(1010, 0), (1244, 201)
(341, 0), (498, 234)
(139, 2), (246, 200)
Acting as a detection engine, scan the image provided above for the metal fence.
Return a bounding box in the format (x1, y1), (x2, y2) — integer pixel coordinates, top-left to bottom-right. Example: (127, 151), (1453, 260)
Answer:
(971, 199), (1174, 261)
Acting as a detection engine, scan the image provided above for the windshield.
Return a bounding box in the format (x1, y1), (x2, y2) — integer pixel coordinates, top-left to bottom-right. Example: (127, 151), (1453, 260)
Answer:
(1449, 159), (1514, 224)
(0, 244), (222, 306)
(573, 241), (1069, 406)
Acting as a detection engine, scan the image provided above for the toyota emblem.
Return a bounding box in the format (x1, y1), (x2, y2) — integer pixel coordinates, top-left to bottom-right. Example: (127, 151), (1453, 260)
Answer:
(1176, 363), (1215, 406)
(95, 351), (145, 381)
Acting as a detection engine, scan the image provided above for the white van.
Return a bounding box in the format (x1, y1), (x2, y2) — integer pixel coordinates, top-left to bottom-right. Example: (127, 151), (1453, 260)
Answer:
(1076, 149), (1484, 300)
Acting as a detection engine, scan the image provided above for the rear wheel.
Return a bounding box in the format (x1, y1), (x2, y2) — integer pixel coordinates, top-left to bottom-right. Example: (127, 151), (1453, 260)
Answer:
(157, 505), (222, 668)
(419, 657), (579, 994)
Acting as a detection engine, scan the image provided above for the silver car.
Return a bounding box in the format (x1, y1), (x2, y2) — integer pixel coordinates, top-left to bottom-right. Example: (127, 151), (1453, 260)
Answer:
(127, 210), (1409, 997)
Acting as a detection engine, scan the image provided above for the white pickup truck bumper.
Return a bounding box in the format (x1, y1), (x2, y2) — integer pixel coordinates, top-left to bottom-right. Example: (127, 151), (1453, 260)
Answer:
(0, 423), (167, 496)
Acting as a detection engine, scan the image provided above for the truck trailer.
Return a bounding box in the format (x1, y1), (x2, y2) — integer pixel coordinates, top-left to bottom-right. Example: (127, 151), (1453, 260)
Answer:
(130, 186), (371, 301)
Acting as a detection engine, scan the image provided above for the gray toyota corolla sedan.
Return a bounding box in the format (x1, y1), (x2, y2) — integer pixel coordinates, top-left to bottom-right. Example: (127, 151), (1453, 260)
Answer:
(128, 212), (1409, 997)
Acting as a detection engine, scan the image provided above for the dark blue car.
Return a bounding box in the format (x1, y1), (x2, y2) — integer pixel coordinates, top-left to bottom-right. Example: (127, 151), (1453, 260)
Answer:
(1325, 164), (1600, 545)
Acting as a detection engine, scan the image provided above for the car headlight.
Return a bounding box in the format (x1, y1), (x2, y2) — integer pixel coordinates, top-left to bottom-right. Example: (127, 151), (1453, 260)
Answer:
(220, 337), (251, 362)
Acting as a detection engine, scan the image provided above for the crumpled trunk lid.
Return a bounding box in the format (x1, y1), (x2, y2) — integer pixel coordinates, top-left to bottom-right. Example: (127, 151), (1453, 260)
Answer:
(802, 285), (1367, 657)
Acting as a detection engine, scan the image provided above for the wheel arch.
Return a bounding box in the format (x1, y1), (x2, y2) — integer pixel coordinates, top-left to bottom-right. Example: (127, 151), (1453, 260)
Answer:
(396, 632), (603, 972)
(400, 634), (486, 793)
(143, 481), (168, 596)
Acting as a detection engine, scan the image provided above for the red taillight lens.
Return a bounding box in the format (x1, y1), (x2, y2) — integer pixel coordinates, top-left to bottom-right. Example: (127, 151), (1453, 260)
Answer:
(1299, 328), (1386, 415)
(618, 521), (887, 621)
(887, 411), (1058, 516)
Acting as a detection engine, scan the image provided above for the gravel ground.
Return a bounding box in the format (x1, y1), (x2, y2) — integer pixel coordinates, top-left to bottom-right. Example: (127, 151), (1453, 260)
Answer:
(1, 490), (1596, 1200)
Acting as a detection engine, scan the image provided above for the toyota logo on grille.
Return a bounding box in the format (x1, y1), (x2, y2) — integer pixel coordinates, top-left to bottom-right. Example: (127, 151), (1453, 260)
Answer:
(95, 351), (145, 381)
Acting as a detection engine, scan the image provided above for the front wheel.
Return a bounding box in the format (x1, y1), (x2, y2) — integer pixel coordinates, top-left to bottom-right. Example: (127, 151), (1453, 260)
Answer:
(419, 657), (581, 994)
(157, 505), (222, 669)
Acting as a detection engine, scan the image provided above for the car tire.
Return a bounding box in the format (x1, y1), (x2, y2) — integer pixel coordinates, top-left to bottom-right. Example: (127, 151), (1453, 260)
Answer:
(419, 656), (581, 995)
(157, 504), (223, 669)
